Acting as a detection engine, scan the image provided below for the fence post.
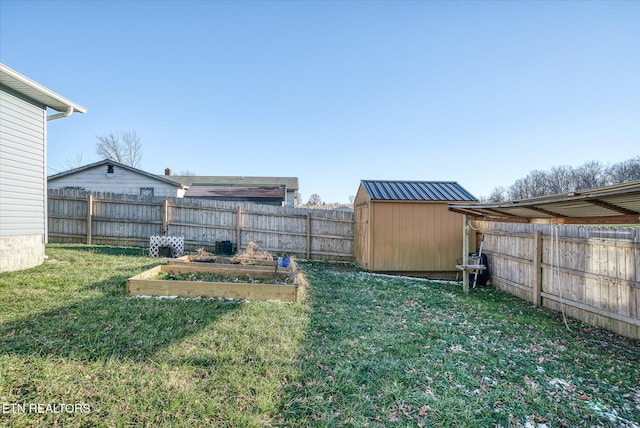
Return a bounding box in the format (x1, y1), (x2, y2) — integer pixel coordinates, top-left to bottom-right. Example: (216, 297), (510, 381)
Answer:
(86, 194), (93, 245)
(162, 200), (169, 235)
(236, 206), (242, 251)
(532, 229), (542, 306)
(462, 215), (470, 294)
(306, 213), (311, 259)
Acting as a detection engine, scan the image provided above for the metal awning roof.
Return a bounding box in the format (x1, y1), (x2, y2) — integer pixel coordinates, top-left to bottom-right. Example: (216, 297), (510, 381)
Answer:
(448, 179), (640, 224)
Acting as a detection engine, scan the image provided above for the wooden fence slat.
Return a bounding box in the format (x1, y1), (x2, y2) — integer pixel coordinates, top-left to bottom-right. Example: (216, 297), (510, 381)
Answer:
(86, 194), (93, 244)
(478, 220), (640, 339)
(236, 206), (242, 251)
(306, 213), (311, 259)
(532, 230), (542, 306)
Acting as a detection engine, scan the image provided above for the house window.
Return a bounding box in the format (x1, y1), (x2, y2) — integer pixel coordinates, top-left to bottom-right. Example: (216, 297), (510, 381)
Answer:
(140, 187), (154, 197)
(107, 164), (114, 174)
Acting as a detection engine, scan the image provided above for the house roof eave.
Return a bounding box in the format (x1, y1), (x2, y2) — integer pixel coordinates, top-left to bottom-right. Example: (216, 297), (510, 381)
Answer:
(0, 63), (86, 114)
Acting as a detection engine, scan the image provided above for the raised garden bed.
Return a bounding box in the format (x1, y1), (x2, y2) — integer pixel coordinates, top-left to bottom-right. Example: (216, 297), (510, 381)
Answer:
(126, 263), (303, 302)
(171, 254), (290, 270)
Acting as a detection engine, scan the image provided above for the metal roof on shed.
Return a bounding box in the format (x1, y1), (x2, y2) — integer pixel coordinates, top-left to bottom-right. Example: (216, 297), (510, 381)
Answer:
(361, 180), (477, 202)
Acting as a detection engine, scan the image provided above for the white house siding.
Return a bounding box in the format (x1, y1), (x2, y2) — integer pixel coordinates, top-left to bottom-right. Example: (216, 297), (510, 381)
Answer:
(48, 163), (181, 197)
(0, 86), (47, 271)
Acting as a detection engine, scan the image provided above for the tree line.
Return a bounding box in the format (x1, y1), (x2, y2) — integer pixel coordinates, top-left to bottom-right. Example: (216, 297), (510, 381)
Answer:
(486, 156), (640, 202)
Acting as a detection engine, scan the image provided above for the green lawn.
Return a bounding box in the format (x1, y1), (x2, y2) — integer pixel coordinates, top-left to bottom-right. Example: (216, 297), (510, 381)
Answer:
(0, 245), (638, 427)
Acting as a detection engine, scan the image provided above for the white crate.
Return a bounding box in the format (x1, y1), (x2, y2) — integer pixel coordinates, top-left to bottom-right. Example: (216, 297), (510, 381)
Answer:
(149, 235), (184, 258)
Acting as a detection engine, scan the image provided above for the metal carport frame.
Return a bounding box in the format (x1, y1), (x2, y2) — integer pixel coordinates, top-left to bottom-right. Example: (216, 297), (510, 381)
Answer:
(448, 180), (640, 292)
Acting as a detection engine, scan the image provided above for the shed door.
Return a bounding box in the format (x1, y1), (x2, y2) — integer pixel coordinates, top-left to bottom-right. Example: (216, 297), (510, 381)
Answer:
(355, 203), (369, 268)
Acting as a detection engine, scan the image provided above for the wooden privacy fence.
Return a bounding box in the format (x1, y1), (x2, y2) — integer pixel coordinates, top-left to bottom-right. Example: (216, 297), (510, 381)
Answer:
(48, 190), (354, 261)
(477, 221), (640, 339)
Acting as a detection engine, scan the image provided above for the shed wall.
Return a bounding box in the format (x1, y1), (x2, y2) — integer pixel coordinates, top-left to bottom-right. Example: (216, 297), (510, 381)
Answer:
(48, 164), (182, 197)
(368, 201), (467, 273)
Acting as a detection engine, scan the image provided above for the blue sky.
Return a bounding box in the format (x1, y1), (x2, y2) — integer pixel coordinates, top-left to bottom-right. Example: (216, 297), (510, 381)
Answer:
(1, 0), (638, 203)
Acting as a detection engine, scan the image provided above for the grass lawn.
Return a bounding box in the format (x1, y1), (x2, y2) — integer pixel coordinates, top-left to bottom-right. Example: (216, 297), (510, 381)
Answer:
(0, 245), (638, 427)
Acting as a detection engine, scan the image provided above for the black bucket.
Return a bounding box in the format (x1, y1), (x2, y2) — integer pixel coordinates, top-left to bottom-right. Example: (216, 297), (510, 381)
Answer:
(215, 240), (234, 255)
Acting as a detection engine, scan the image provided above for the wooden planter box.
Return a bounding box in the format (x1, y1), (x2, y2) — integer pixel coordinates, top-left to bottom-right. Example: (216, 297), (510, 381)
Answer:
(171, 255), (291, 270)
(165, 262), (292, 279)
(126, 264), (302, 302)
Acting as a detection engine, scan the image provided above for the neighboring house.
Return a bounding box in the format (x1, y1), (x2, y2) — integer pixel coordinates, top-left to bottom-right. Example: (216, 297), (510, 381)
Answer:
(48, 159), (188, 197)
(48, 161), (299, 207)
(0, 63), (86, 272)
(354, 180), (477, 278)
(163, 171), (299, 207)
(303, 203), (354, 211)
(334, 205), (354, 212)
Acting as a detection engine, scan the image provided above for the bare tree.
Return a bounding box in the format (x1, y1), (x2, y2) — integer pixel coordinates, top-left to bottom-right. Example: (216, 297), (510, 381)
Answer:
(607, 156), (640, 184)
(65, 153), (84, 170)
(503, 156), (639, 201)
(96, 130), (142, 167)
(487, 186), (507, 202)
(179, 170), (197, 176)
(574, 160), (607, 190)
(547, 165), (575, 194)
(509, 170), (548, 200)
(507, 178), (527, 200)
(307, 193), (322, 205)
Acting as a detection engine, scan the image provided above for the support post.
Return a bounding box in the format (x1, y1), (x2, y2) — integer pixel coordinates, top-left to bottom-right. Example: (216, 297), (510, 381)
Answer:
(463, 215), (470, 294)
(86, 194), (93, 245)
(236, 206), (242, 252)
(162, 200), (169, 235)
(532, 229), (542, 306)
(306, 213), (311, 259)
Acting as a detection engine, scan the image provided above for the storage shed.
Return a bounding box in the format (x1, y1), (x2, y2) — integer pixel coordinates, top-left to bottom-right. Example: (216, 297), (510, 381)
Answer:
(354, 180), (477, 278)
(0, 63), (85, 272)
